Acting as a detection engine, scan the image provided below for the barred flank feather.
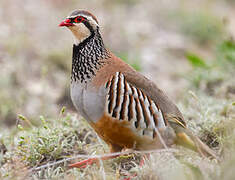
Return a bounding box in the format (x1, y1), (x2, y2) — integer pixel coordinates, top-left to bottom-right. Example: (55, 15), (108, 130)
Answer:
(105, 72), (168, 139)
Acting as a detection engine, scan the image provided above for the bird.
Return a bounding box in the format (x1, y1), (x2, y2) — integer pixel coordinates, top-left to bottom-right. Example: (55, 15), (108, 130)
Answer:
(59, 10), (217, 168)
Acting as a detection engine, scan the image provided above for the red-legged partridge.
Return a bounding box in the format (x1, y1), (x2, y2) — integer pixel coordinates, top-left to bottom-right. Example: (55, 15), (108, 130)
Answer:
(59, 10), (217, 167)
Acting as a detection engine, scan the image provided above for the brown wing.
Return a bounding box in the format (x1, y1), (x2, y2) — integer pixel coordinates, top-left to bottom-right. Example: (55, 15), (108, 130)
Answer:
(92, 52), (186, 128)
(122, 67), (186, 128)
(104, 72), (168, 139)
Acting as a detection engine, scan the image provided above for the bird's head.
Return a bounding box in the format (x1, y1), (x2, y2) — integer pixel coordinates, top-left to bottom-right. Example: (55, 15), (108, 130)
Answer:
(59, 10), (99, 45)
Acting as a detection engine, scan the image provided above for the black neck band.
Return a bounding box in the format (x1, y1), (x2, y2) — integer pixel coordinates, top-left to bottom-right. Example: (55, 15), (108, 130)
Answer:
(71, 29), (109, 83)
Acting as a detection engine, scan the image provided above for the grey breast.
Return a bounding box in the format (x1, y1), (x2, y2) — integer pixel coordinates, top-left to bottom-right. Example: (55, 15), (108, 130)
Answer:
(70, 81), (106, 123)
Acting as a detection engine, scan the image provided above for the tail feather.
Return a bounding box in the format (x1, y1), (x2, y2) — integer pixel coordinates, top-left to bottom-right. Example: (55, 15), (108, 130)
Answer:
(176, 130), (219, 160)
(167, 115), (219, 160)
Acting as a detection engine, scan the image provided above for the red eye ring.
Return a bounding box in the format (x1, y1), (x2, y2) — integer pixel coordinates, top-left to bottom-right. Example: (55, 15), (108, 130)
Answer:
(65, 19), (71, 23)
(74, 16), (85, 23)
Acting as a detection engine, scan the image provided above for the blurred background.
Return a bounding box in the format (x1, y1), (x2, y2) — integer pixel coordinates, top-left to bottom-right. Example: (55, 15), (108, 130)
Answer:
(1, 0), (234, 128)
(0, 0), (235, 179)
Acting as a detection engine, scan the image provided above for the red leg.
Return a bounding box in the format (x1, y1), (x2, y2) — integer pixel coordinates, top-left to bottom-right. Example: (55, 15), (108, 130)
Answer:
(123, 174), (136, 180)
(69, 158), (98, 168)
(139, 153), (150, 166)
(69, 154), (119, 168)
(69, 144), (123, 168)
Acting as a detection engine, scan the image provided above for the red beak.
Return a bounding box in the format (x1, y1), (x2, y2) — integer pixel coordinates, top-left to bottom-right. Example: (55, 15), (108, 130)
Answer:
(59, 19), (74, 27)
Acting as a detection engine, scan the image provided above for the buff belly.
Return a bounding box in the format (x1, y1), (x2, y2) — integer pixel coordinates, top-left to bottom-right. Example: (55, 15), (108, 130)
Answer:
(90, 113), (165, 151)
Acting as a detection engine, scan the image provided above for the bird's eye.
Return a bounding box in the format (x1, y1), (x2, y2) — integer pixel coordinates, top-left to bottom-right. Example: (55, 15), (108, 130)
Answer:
(74, 16), (85, 23)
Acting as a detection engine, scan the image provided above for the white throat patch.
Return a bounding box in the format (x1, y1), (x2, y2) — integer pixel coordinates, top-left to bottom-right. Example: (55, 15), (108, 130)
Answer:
(69, 23), (91, 45)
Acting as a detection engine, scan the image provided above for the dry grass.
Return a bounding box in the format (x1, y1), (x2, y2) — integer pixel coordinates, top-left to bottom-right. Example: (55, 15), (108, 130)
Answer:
(0, 0), (235, 179)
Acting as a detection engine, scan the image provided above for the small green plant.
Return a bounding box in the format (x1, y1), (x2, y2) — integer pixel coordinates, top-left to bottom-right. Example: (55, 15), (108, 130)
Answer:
(13, 109), (99, 170)
(185, 39), (235, 93)
(16, 115), (78, 166)
(217, 39), (235, 65)
(186, 52), (209, 69)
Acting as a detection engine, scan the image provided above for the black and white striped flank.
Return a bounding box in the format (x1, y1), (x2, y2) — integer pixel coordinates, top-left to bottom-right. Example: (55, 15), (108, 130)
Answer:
(105, 72), (168, 139)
